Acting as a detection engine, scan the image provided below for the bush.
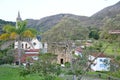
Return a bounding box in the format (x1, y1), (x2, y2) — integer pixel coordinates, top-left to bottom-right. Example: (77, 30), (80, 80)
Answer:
(19, 69), (30, 77)
(111, 70), (120, 78)
(65, 62), (70, 68)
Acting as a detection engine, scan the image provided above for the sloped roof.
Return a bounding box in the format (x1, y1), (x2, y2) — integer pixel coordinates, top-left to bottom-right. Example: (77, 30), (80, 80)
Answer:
(25, 49), (40, 52)
(90, 53), (107, 57)
(21, 54), (39, 63)
(109, 30), (120, 34)
(36, 35), (41, 41)
(75, 47), (82, 52)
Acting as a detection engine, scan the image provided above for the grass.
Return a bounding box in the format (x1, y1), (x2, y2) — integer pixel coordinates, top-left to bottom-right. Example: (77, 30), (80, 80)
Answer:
(0, 64), (64, 80)
(86, 71), (108, 80)
(87, 71), (120, 80)
(0, 65), (22, 80)
(94, 40), (120, 56)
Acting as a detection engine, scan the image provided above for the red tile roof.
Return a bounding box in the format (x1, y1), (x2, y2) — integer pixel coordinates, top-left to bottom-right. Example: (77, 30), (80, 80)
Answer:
(14, 49), (40, 63)
(25, 49), (40, 52)
(90, 53), (106, 57)
(109, 30), (120, 34)
(75, 47), (82, 52)
(21, 54), (39, 63)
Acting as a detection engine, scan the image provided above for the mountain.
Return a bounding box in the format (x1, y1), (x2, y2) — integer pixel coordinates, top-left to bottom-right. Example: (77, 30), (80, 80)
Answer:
(26, 1), (120, 33)
(26, 14), (89, 33)
(40, 1), (120, 41)
(41, 17), (89, 42)
(92, 1), (120, 20)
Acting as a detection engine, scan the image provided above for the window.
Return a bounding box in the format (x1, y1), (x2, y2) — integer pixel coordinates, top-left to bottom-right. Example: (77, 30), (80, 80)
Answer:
(32, 56), (38, 60)
(22, 44), (24, 48)
(103, 59), (108, 63)
(25, 43), (27, 49)
(43, 43), (44, 48)
(100, 64), (106, 68)
(33, 42), (36, 46)
(99, 59), (103, 62)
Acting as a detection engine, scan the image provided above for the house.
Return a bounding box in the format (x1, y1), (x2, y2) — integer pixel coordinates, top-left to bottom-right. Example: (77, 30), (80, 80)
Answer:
(88, 53), (110, 71)
(71, 45), (110, 71)
(21, 49), (40, 66)
(14, 36), (48, 65)
(109, 30), (120, 34)
(74, 46), (82, 57)
(49, 42), (71, 65)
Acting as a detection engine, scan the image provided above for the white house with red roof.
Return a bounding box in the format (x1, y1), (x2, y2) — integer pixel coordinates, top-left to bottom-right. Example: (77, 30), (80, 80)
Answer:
(74, 47), (82, 57)
(14, 36), (48, 65)
(88, 53), (110, 71)
(14, 38), (48, 65)
(74, 45), (110, 71)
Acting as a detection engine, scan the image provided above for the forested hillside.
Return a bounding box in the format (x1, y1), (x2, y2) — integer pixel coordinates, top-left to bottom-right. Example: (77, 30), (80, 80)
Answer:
(0, 19), (15, 34)
(26, 14), (89, 33)
(41, 17), (89, 42)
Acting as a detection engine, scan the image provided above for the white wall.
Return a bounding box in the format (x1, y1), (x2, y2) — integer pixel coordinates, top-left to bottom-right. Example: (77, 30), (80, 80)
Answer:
(31, 38), (43, 49)
(14, 38), (43, 50)
(89, 55), (110, 71)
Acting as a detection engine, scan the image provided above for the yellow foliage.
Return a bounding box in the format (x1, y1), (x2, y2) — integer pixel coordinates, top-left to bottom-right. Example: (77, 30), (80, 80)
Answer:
(10, 32), (18, 39)
(0, 33), (10, 40)
(23, 30), (34, 38)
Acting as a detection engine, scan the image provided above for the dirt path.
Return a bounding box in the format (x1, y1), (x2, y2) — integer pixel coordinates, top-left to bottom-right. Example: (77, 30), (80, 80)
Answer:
(81, 76), (105, 80)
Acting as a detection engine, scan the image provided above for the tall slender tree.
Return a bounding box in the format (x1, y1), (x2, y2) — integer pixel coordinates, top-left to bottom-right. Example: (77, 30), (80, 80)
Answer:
(0, 20), (37, 66)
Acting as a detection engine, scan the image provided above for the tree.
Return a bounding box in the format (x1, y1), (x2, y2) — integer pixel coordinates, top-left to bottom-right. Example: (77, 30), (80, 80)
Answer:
(89, 30), (99, 40)
(100, 18), (120, 41)
(0, 48), (14, 64)
(35, 53), (61, 75)
(0, 21), (37, 66)
(30, 53), (61, 79)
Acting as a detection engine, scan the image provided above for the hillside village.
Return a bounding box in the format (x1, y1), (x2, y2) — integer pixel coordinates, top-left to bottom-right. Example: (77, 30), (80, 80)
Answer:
(13, 12), (111, 71)
(0, 1), (120, 80)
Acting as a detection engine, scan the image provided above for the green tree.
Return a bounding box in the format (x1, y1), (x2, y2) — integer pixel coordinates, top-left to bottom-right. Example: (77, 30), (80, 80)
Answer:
(0, 21), (37, 66)
(89, 30), (99, 40)
(100, 18), (120, 41)
(71, 54), (88, 80)
(30, 53), (61, 79)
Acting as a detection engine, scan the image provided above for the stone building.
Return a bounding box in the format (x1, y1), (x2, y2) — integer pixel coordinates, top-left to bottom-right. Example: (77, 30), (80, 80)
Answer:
(48, 42), (73, 64)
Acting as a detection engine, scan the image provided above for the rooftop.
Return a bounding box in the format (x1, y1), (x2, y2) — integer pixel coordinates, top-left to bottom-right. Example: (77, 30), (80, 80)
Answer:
(109, 30), (120, 34)
(90, 53), (107, 57)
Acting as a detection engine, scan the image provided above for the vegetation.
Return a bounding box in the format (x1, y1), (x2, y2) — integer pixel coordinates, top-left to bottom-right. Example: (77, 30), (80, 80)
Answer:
(19, 53), (63, 80)
(0, 64), (63, 80)
(88, 27), (100, 40)
(42, 17), (89, 42)
(0, 19), (15, 34)
(31, 53), (61, 75)
(0, 48), (14, 64)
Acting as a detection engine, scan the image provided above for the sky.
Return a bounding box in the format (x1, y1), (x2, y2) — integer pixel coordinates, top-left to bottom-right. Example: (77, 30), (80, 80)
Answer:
(0, 0), (120, 21)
